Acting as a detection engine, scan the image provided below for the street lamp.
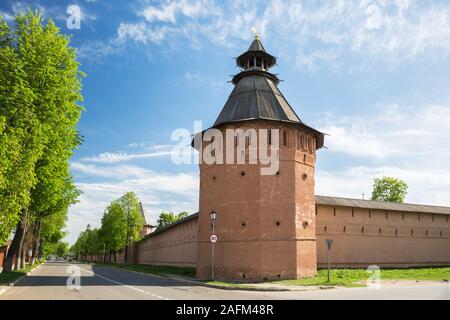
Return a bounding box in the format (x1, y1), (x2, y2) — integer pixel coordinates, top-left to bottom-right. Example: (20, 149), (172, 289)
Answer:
(210, 210), (217, 280)
(210, 210), (217, 222)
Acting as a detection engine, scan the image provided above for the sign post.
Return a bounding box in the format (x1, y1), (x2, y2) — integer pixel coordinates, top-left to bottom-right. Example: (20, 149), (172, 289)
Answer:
(209, 210), (217, 280)
(325, 239), (334, 285)
(210, 233), (217, 280)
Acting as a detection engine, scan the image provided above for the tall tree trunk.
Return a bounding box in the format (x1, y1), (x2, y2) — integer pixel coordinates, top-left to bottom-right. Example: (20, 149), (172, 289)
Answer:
(113, 251), (116, 263)
(38, 238), (44, 260)
(3, 209), (29, 272)
(30, 220), (42, 265)
(20, 245), (26, 269)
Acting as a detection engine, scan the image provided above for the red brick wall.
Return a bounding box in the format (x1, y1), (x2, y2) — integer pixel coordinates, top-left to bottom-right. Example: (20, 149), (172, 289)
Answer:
(316, 205), (450, 267)
(82, 203), (450, 276)
(134, 216), (198, 267)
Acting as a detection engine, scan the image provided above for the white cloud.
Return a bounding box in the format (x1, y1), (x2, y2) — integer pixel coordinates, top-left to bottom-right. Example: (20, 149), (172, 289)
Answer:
(183, 71), (226, 90)
(139, 2), (178, 23)
(315, 103), (450, 208)
(81, 0), (450, 69)
(318, 104), (450, 160)
(81, 150), (172, 163)
(117, 22), (169, 44)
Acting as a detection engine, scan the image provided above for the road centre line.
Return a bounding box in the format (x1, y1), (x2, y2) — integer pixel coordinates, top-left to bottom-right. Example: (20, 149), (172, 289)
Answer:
(75, 264), (170, 300)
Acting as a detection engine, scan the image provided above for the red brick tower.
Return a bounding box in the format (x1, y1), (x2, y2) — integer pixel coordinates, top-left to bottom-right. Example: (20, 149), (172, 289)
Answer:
(195, 35), (324, 281)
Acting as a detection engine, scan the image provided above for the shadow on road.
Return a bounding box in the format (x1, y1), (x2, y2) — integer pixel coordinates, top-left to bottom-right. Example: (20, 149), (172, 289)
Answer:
(15, 263), (203, 288)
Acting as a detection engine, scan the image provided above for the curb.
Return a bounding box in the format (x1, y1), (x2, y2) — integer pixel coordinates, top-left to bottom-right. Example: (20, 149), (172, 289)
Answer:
(0, 262), (43, 297)
(160, 274), (291, 292)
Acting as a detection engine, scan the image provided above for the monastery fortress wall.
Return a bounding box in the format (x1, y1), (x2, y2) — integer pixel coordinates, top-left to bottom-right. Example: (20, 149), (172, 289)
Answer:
(126, 200), (450, 273)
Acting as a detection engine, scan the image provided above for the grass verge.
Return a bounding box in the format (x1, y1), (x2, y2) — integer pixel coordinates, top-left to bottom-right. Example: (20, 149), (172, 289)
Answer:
(0, 261), (42, 285)
(90, 262), (450, 288)
(271, 267), (450, 287)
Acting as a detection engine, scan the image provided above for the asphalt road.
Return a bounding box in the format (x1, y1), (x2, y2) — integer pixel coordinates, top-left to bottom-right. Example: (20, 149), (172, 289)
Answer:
(1, 262), (449, 300)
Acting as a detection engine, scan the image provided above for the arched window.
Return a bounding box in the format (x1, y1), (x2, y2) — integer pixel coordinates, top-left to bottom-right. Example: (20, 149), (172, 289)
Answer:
(307, 137), (312, 152)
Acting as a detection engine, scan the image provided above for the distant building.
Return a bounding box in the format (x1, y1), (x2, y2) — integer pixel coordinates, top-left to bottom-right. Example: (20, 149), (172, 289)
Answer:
(138, 202), (156, 238)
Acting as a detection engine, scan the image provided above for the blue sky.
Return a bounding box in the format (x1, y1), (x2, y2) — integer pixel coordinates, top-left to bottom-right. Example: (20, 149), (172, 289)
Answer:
(2, 0), (450, 245)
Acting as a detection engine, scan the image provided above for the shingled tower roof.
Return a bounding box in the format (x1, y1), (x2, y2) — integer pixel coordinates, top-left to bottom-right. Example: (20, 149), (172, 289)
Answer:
(213, 35), (324, 148)
(139, 202), (147, 224)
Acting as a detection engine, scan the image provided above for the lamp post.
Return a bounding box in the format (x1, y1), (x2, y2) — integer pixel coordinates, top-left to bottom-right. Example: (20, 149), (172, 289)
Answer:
(210, 210), (217, 280)
(126, 223), (135, 264)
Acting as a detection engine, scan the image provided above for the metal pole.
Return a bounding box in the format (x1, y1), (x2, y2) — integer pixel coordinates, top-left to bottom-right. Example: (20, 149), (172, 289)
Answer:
(124, 203), (132, 263)
(211, 220), (216, 280)
(327, 248), (331, 285)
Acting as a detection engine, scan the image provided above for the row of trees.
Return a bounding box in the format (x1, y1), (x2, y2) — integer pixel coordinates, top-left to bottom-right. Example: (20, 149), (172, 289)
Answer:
(71, 192), (145, 262)
(0, 10), (83, 271)
(72, 193), (190, 262)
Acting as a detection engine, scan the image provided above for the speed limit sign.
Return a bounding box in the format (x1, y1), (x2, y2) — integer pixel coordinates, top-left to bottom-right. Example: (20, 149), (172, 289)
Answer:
(210, 234), (217, 243)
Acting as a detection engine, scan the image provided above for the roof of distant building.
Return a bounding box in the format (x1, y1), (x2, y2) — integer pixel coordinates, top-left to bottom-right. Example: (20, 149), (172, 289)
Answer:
(316, 195), (450, 215)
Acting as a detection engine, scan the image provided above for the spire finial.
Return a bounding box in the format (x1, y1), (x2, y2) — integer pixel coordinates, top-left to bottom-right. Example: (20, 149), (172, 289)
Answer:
(251, 27), (259, 39)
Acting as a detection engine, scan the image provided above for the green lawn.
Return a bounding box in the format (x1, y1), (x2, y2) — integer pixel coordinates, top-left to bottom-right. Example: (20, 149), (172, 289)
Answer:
(94, 262), (450, 288)
(271, 267), (450, 287)
(0, 261), (42, 285)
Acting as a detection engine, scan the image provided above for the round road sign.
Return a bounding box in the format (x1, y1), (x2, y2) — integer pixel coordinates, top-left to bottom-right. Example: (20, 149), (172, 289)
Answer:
(210, 234), (217, 243)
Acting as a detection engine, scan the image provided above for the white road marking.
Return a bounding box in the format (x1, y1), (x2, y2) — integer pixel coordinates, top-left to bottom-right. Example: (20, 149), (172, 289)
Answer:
(75, 265), (169, 300)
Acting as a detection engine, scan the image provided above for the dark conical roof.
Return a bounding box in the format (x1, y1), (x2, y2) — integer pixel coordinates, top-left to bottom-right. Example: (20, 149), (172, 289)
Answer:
(248, 37), (265, 52)
(214, 74), (301, 126)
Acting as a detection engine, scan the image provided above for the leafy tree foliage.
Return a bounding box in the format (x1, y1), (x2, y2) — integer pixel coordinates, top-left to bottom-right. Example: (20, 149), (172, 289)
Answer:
(1, 10), (84, 270)
(156, 212), (189, 231)
(0, 15), (42, 246)
(371, 177), (408, 203)
(45, 241), (68, 258)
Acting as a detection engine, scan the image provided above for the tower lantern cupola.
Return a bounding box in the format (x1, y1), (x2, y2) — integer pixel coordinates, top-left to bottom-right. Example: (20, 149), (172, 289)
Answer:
(236, 33), (277, 72)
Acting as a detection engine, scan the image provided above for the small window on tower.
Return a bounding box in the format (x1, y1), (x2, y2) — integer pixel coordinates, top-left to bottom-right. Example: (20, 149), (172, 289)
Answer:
(283, 131), (288, 146)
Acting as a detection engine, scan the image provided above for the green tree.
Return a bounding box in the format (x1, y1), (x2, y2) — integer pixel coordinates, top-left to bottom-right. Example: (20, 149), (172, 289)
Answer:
(54, 242), (68, 257)
(72, 192), (145, 262)
(2, 10), (84, 271)
(71, 226), (90, 260)
(45, 241), (68, 258)
(371, 177), (408, 203)
(99, 192), (144, 262)
(156, 211), (189, 231)
(40, 207), (69, 259)
(0, 15), (42, 249)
